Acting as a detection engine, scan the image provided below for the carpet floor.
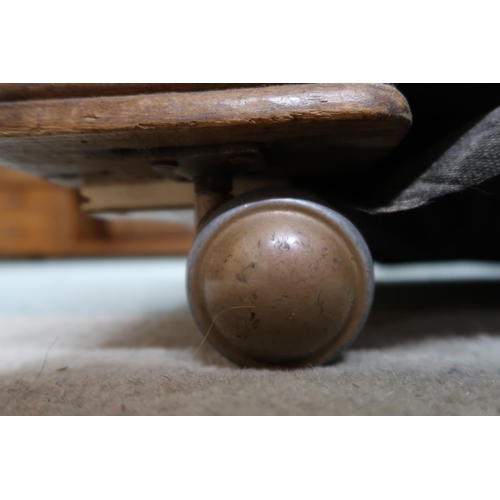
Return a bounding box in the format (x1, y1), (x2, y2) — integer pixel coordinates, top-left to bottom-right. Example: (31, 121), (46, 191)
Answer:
(1, 258), (499, 415)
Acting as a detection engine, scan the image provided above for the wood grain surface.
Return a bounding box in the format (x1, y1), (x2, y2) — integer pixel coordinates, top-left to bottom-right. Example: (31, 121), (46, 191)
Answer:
(0, 83), (276, 102)
(0, 84), (411, 186)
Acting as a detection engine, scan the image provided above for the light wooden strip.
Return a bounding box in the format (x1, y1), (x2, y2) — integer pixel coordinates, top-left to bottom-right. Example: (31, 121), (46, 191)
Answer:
(81, 180), (194, 212)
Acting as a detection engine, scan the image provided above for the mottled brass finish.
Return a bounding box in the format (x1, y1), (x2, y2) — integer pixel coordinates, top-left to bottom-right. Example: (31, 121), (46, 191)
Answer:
(194, 176), (233, 226)
(188, 189), (374, 368)
(194, 192), (231, 226)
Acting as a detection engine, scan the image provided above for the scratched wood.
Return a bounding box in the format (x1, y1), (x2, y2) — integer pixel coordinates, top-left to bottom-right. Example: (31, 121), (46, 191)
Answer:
(0, 83), (275, 102)
(0, 84), (411, 187)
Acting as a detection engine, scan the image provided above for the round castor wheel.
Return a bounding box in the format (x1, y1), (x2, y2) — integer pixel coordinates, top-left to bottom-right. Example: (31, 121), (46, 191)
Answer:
(187, 188), (374, 368)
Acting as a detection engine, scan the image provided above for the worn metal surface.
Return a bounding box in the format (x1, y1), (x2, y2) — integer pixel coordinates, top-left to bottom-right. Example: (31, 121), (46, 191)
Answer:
(193, 176), (233, 226)
(187, 188), (374, 368)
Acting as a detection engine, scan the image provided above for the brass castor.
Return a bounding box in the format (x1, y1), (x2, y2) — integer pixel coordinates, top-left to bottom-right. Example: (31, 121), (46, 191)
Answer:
(187, 188), (374, 368)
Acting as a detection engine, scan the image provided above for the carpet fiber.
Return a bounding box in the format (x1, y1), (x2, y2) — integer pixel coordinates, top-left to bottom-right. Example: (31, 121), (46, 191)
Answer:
(1, 258), (499, 415)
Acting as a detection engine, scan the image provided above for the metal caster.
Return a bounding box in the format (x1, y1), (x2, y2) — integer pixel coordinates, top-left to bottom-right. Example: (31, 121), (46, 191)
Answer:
(187, 188), (374, 368)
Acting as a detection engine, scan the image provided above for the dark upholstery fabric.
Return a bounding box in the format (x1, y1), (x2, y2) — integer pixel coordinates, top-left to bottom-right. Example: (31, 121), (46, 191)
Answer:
(371, 106), (500, 213)
(308, 84), (500, 263)
(344, 175), (500, 262)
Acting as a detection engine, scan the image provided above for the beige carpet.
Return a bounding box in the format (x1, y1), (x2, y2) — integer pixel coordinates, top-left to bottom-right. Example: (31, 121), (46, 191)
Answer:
(1, 258), (500, 415)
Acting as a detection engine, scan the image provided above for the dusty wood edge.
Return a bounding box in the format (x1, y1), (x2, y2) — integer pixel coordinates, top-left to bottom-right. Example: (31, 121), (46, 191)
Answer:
(0, 84), (412, 139)
(0, 83), (281, 102)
